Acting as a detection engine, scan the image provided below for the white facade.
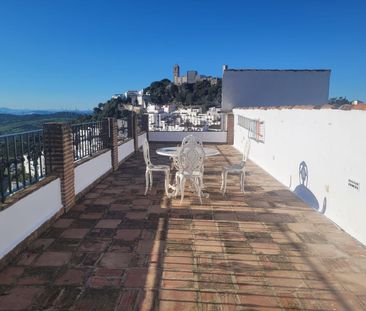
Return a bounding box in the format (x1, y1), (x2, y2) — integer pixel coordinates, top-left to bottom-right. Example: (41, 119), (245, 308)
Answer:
(0, 178), (62, 258)
(118, 139), (135, 163)
(149, 106), (221, 132)
(233, 108), (366, 245)
(122, 90), (150, 108)
(74, 151), (112, 195)
(222, 69), (330, 111)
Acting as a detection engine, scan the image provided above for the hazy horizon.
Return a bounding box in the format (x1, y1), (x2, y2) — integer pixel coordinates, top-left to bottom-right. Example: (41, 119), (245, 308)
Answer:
(1, 0), (365, 110)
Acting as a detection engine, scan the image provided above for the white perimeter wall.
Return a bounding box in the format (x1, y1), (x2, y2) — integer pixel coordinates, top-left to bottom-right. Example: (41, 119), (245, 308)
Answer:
(0, 178), (62, 258)
(138, 132), (147, 148)
(75, 151), (112, 195)
(223, 70), (330, 111)
(233, 108), (366, 245)
(149, 131), (227, 143)
(118, 139), (135, 163)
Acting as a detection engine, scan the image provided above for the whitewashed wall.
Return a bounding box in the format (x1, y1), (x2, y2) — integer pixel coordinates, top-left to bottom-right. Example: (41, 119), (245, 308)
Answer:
(149, 131), (227, 143)
(0, 178), (62, 258)
(118, 139), (135, 163)
(233, 108), (366, 245)
(223, 70), (330, 111)
(74, 151), (112, 195)
(138, 132), (147, 148)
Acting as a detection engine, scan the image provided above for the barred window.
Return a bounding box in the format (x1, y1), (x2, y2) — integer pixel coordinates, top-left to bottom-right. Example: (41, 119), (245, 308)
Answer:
(237, 115), (265, 143)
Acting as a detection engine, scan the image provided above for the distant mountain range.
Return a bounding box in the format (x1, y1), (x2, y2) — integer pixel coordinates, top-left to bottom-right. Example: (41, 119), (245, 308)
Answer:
(0, 111), (91, 135)
(0, 107), (91, 115)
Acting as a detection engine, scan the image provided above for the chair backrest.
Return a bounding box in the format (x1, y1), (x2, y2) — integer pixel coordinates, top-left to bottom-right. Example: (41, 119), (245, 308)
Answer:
(142, 139), (152, 167)
(177, 137), (205, 175)
(181, 135), (203, 148)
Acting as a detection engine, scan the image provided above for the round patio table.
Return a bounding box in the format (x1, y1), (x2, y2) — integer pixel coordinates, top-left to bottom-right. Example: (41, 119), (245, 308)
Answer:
(156, 146), (220, 157)
(156, 146), (219, 199)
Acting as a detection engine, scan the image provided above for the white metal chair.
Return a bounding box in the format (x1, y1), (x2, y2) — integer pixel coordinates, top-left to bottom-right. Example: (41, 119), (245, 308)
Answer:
(143, 139), (170, 196)
(221, 137), (251, 195)
(181, 134), (204, 148)
(181, 135), (204, 186)
(175, 135), (205, 204)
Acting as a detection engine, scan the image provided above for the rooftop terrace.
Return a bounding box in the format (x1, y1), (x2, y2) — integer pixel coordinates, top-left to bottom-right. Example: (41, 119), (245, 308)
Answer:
(0, 143), (365, 310)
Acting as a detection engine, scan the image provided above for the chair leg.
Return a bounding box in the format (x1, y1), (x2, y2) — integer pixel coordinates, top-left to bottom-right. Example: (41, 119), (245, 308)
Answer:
(144, 170), (149, 195)
(180, 177), (186, 204)
(223, 171), (228, 195)
(194, 177), (203, 205)
(220, 170), (224, 190)
(240, 172), (244, 192)
(149, 171), (153, 190)
(164, 170), (170, 197)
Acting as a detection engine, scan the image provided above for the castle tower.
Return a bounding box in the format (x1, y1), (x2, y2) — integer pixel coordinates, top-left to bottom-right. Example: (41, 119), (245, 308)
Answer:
(173, 64), (180, 84)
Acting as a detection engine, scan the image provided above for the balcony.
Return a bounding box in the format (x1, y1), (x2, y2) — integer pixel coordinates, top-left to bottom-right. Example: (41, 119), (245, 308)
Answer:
(0, 142), (365, 310)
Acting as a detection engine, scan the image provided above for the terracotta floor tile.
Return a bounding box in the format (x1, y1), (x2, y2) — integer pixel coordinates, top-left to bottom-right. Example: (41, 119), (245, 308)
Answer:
(99, 252), (132, 269)
(73, 288), (120, 311)
(33, 251), (72, 267)
(18, 267), (59, 285)
(0, 267), (24, 285)
(60, 228), (89, 239)
(0, 286), (44, 310)
(114, 229), (141, 241)
(54, 268), (87, 286)
(95, 219), (121, 228)
(52, 218), (74, 228)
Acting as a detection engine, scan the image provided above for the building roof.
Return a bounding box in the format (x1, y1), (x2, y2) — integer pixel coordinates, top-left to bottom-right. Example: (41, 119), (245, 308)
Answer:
(226, 69), (331, 72)
(234, 103), (366, 111)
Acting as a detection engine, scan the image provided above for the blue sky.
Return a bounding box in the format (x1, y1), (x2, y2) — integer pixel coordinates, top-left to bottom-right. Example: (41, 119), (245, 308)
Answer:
(0, 0), (365, 110)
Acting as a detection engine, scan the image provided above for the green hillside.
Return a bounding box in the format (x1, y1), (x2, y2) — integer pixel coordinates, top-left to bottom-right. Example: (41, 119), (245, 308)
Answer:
(145, 79), (222, 110)
(87, 78), (222, 121)
(0, 112), (82, 135)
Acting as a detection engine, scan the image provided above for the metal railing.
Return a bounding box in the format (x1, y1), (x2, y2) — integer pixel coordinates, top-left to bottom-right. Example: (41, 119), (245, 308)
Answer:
(149, 114), (222, 132)
(71, 121), (105, 161)
(117, 118), (130, 142)
(0, 130), (48, 203)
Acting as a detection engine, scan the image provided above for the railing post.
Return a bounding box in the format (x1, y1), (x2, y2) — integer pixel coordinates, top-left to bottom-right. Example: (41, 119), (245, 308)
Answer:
(126, 111), (133, 139)
(227, 112), (234, 145)
(43, 123), (75, 212)
(132, 112), (139, 153)
(141, 114), (149, 141)
(102, 118), (118, 171)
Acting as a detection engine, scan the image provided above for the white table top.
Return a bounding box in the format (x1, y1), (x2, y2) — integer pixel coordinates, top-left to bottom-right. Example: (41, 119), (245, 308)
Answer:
(156, 146), (220, 157)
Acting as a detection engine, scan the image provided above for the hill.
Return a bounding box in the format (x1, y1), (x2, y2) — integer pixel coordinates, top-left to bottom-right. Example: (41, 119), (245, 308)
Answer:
(145, 79), (222, 110)
(0, 107), (91, 116)
(0, 112), (83, 135)
(86, 78), (222, 121)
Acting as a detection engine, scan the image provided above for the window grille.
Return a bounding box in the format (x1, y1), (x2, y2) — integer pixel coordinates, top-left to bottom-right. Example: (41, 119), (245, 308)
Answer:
(237, 115), (265, 143)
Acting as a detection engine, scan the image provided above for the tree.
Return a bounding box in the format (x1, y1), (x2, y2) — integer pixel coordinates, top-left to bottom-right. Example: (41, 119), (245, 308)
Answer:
(329, 97), (350, 107)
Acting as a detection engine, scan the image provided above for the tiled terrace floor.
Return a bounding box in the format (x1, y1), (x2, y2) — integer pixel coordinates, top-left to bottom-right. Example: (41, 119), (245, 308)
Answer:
(0, 144), (366, 310)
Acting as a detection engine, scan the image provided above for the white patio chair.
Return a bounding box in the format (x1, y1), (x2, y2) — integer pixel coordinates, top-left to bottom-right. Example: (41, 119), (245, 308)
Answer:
(181, 135), (204, 186)
(220, 137), (251, 195)
(181, 134), (204, 148)
(175, 136), (205, 204)
(143, 139), (170, 196)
